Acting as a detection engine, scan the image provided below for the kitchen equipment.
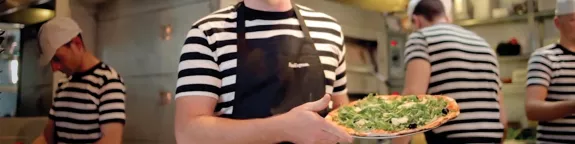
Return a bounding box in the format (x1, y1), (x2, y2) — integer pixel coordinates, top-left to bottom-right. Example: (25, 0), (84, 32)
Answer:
(512, 69), (528, 83)
(470, 0), (494, 19)
(454, 0), (470, 20)
(537, 0), (556, 12)
(493, 8), (510, 18)
(386, 32), (407, 93)
(497, 38), (522, 56)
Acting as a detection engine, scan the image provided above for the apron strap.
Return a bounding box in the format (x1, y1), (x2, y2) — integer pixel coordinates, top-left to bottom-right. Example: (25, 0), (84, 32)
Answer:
(236, 3), (247, 53)
(236, 2), (314, 51)
(292, 2), (313, 42)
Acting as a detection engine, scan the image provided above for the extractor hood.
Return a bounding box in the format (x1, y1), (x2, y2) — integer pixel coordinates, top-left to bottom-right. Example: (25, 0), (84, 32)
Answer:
(0, 0), (51, 15)
(330, 0), (409, 13)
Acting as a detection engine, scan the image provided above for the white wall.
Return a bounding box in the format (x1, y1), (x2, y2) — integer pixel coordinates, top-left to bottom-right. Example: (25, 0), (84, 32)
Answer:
(71, 0), (98, 53)
(97, 0), (213, 143)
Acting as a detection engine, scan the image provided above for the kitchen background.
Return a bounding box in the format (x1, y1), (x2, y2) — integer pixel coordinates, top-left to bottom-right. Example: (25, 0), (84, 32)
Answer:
(0, 0), (557, 143)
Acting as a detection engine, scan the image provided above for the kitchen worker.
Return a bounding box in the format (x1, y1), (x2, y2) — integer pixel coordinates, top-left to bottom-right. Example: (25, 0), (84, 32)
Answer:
(393, 0), (506, 143)
(34, 17), (127, 144)
(173, 0), (353, 143)
(525, 0), (575, 143)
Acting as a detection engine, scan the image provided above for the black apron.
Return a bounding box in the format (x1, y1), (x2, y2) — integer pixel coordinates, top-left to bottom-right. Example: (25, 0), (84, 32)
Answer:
(230, 2), (327, 119)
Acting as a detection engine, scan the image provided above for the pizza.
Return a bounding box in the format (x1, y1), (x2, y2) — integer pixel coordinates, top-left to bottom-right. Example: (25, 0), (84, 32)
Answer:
(325, 94), (460, 137)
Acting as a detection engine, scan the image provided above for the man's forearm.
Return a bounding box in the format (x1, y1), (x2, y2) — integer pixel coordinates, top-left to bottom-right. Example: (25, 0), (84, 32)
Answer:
(43, 123), (54, 144)
(332, 94), (350, 109)
(176, 115), (285, 144)
(526, 100), (575, 121)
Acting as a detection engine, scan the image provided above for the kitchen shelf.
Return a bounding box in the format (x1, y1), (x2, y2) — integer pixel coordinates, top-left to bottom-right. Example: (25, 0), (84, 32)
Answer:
(455, 10), (554, 27)
(498, 55), (530, 62)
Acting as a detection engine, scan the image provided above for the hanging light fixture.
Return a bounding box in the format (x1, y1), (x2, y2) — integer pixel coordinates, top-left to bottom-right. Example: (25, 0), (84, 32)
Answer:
(3, 8), (55, 25)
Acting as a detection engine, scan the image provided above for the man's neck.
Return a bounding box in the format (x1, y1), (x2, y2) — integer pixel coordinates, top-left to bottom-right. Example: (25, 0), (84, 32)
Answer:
(429, 18), (449, 26)
(77, 54), (101, 73)
(559, 37), (575, 52)
(243, 0), (292, 12)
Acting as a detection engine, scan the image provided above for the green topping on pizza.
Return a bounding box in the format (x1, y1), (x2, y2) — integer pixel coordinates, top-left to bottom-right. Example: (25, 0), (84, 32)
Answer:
(335, 94), (449, 132)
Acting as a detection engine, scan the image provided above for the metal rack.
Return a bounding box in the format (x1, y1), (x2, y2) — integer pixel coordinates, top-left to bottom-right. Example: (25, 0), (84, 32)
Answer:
(453, 0), (552, 52)
(455, 10), (554, 27)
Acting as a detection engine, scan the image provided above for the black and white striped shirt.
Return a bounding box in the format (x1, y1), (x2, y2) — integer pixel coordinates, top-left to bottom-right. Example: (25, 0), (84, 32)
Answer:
(175, 4), (347, 116)
(403, 23), (504, 142)
(49, 62), (126, 143)
(527, 43), (575, 144)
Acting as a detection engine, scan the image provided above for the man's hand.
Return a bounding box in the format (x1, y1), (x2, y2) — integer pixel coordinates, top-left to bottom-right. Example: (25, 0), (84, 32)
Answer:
(279, 94), (353, 144)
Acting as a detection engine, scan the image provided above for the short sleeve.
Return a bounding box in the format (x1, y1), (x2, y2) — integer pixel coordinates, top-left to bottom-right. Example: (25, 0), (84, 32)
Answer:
(333, 45), (348, 96)
(175, 26), (221, 99)
(527, 52), (553, 87)
(98, 77), (126, 125)
(403, 32), (429, 65)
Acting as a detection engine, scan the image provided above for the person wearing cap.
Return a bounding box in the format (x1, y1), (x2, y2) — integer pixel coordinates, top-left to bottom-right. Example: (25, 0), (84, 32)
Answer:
(34, 17), (126, 144)
(173, 0), (353, 143)
(525, 0), (575, 143)
(393, 0), (506, 143)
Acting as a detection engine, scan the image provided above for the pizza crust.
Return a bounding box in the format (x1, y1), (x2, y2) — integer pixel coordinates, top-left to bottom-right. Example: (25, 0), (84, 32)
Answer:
(325, 95), (460, 137)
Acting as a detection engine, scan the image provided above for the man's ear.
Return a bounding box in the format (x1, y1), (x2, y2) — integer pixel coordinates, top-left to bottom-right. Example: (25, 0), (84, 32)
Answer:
(70, 36), (85, 51)
(412, 16), (422, 28)
(445, 14), (452, 23)
(554, 16), (561, 31)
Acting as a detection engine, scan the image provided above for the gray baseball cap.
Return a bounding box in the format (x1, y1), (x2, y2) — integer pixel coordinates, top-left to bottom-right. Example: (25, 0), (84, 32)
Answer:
(37, 17), (82, 66)
(556, 0), (575, 16)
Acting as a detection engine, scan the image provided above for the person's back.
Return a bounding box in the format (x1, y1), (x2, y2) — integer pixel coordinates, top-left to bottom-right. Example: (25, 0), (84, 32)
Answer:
(397, 0), (505, 143)
(405, 23), (504, 143)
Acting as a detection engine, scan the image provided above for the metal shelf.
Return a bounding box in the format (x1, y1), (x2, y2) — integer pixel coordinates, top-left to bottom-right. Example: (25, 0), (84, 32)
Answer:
(455, 10), (554, 27)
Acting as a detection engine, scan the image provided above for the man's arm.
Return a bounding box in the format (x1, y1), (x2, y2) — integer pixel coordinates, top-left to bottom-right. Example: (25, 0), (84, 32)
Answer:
(525, 85), (575, 121)
(39, 120), (55, 144)
(524, 53), (575, 121)
(393, 32), (430, 144)
(332, 43), (349, 109)
(175, 97), (286, 144)
(401, 59), (431, 95)
(96, 77), (126, 144)
(95, 123), (124, 144)
(497, 90), (508, 140)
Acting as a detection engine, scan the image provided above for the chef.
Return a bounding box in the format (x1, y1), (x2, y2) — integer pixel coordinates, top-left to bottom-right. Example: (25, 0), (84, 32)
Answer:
(393, 0), (506, 143)
(525, 0), (575, 143)
(173, 0), (352, 143)
(34, 17), (126, 144)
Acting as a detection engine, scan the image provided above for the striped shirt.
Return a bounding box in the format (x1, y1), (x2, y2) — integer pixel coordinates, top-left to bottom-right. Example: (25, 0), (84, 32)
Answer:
(175, 4), (347, 117)
(49, 62), (126, 143)
(403, 23), (504, 142)
(527, 43), (575, 144)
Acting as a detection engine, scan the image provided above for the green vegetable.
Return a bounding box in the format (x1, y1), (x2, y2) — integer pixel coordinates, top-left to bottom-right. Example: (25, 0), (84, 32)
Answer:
(335, 94), (448, 132)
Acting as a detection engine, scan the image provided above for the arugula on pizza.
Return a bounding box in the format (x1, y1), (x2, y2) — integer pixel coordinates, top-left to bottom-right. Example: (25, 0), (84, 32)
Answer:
(325, 94), (460, 137)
